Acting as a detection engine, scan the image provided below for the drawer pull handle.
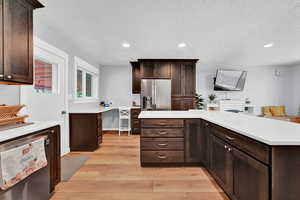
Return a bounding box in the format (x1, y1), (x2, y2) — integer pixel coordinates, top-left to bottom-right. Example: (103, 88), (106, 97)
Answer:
(159, 123), (166, 126)
(224, 145), (228, 149)
(157, 143), (168, 147)
(228, 148), (232, 152)
(158, 131), (167, 135)
(157, 155), (167, 159)
(225, 136), (235, 141)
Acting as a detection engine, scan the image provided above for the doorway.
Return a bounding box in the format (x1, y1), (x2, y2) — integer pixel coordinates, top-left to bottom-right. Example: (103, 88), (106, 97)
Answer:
(20, 37), (69, 155)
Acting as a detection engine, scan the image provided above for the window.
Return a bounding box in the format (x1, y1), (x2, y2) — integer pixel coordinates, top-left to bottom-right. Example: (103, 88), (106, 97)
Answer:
(34, 59), (58, 94)
(74, 57), (99, 102)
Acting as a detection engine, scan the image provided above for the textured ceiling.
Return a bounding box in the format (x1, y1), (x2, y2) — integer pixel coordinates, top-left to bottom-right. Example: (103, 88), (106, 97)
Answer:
(35, 0), (300, 68)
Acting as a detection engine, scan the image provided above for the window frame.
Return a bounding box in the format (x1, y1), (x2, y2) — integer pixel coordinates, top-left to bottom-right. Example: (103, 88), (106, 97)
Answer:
(74, 56), (99, 103)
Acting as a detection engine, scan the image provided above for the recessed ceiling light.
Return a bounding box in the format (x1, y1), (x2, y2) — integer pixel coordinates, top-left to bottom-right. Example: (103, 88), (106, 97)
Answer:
(178, 43), (187, 48)
(264, 43), (274, 48)
(122, 42), (130, 48)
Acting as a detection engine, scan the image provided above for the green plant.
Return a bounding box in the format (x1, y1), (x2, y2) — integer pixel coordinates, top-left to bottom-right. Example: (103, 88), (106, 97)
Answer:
(208, 94), (217, 102)
(195, 93), (205, 110)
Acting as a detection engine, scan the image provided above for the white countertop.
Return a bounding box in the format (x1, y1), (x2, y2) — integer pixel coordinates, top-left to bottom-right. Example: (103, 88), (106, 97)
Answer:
(0, 121), (61, 143)
(139, 111), (300, 146)
(69, 106), (141, 114)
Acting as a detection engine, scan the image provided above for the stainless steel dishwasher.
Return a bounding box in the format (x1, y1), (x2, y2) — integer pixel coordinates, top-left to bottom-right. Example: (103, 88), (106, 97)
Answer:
(0, 135), (50, 200)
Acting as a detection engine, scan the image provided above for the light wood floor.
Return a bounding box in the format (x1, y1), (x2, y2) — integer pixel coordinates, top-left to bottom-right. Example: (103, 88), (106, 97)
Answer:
(51, 133), (229, 200)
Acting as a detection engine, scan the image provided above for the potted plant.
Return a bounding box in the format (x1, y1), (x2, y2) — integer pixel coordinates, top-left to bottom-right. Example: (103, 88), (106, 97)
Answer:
(195, 93), (205, 110)
(208, 94), (217, 103)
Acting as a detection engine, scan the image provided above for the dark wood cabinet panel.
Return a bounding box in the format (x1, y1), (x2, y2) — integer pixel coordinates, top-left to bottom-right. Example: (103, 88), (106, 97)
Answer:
(171, 97), (195, 111)
(141, 151), (184, 163)
(141, 138), (184, 150)
(1, 0), (43, 84)
(131, 62), (141, 94)
(69, 113), (102, 151)
(140, 61), (171, 79)
(171, 63), (181, 96)
(131, 108), (141, 134)
(153, 62), (171, 79)
(181, 63), (196, 97)
(232, 147), (269, 200)
(141, 128), (184, 138)
(210, 135), (233, 194)
(185, 119), (202, 163)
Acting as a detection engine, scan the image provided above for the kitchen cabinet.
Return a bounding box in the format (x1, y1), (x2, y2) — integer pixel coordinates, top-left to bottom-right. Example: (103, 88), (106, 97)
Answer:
(185, 119), (202, 163)
(171, 60), (197, 110)
(209, 124), (269, 200)
(131, 61), (141, 94)
(231, 147), (269, 200)
(210, 135), (233, 194)
(140, 119), (185, 166)
(69, 113), (103, 151)
(139, 59), (171, 79)
(131, 108), (141, 134)
(0, 0), (44, 84)
(171, 97), (195, 110)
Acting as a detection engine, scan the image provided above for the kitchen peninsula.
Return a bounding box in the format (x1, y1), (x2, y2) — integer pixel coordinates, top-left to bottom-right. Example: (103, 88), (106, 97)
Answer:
(139, 110), (300, 200)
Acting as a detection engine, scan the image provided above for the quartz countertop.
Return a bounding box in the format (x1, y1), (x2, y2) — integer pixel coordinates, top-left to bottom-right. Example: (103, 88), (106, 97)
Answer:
(69, 106), (141, 114)
(139, 110), (300, 146)
(0, 121), (61, 143)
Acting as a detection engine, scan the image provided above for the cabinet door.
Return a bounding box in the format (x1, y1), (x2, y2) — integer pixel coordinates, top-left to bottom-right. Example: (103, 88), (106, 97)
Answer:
(185, 119), (202, 163)
(199, 120), (209, 166)
(154, 62), (171, 79)
(132, 62), (141, 93)
(171, 63), (181, 96)
(210, 135), (233, 194)
(181, 63), (196, 97)
(171, 97), (195, 111)
(3, 0), (33, 83)
(232, 147), (269, 200)
(140, 62), (154, 79)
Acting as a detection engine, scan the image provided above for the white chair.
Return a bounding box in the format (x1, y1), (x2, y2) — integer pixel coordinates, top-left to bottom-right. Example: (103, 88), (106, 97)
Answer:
(118, 107), (131, 136)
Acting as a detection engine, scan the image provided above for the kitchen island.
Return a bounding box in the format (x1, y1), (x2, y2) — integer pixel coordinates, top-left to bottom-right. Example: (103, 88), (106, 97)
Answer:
(139, 111), (300, 200)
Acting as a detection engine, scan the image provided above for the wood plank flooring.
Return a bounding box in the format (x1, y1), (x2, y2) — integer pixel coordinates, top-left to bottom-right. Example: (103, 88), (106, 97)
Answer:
(51, 133), (229, 200)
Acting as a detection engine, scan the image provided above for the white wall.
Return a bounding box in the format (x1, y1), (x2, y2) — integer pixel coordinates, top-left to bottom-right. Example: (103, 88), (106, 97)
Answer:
(0, 86), (20, 105)
(196, 64), (299, 115)
(99, 65), (136, 107)
(286, 65), (300, 115)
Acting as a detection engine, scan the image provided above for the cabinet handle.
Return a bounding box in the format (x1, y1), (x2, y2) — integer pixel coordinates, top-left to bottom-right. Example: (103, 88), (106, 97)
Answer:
(225, 136), (235, 141)
(50, 130), (55, 134)
(228, 148), (232, 152)
(157, 155), (167, 159)
(224, 145), (228, 150)
(158, 131), (167, 135)
(6, 75), (12, 79)
(157, 143), (168, 147)
(0, 74), (3, 78)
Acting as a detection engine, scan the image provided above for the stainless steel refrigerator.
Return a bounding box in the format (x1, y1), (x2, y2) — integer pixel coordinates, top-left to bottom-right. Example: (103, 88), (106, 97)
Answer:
(141, 79), (171, 110)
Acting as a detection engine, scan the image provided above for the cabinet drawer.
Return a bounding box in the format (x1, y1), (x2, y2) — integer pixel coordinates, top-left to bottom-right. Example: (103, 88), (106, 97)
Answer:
(211, 125), (270, 164)
(141, 128), (184, 137)
(141, 138), (184, 150)
(141, 151), (184, 163)
(141, 119), (184, 128)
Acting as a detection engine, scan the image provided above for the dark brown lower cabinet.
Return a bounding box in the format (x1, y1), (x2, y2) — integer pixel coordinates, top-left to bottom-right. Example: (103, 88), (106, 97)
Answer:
(69, 113), (103, 151)
(210, 133), (269, 200)
(131, 108), (141, 134)
(231, 147), (269, 200)
(210, 135), (233, 194)
(185, 119), (202, 163)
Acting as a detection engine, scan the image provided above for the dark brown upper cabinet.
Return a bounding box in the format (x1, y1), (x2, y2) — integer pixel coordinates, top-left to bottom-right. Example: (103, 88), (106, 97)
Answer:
(139, 59), (171, 79)
(131, 61), (141, 94)
(0, 0), (44, 84)
(171, 61), (197, 97)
